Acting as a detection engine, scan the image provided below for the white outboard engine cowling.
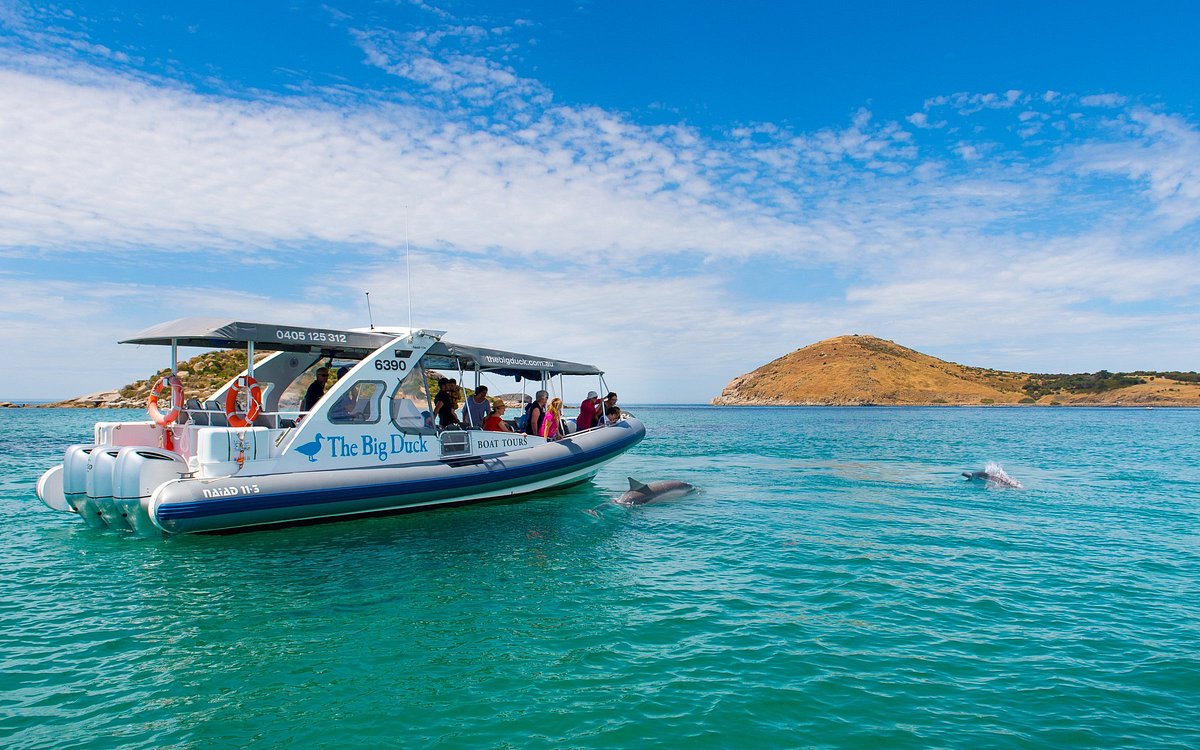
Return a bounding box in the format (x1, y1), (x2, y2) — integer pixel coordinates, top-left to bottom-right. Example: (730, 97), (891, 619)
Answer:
(60, 444), (96, 516)
(84, 447), (127, 530)
(113, 447), (189, 536)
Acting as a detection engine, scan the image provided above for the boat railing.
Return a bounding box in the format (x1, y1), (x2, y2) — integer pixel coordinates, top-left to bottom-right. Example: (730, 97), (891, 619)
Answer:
(181, 401), (300, 430)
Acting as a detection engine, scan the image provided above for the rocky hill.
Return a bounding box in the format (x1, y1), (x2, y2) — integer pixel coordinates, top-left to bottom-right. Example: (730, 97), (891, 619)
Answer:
(41, 349), (270, 409)
(712, 335), (1200, 406)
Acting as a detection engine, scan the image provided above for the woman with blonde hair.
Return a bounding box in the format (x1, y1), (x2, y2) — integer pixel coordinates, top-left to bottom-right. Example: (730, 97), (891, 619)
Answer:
(483, 398), (511, 432)
(541, 397), (563, 441)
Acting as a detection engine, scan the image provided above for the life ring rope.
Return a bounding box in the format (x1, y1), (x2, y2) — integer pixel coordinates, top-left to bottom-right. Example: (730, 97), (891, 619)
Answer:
(225, 375), (262, 428)
(148, 375), (183, 426)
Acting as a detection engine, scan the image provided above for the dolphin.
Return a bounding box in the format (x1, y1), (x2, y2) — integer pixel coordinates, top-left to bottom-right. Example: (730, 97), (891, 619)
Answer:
(614, 477), (697, 506)
(962, 462), (1023, 489)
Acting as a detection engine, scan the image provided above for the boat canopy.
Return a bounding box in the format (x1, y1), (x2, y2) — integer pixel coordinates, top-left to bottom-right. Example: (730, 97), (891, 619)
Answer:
(121, 317), (601, 378)
(120, 317), (395, 357)
(424, 341), (601, 379)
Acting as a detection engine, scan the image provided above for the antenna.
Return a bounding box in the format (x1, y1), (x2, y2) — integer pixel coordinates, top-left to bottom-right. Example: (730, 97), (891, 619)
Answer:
(404, 204), (413, 333)
(364, 291), (375, 330)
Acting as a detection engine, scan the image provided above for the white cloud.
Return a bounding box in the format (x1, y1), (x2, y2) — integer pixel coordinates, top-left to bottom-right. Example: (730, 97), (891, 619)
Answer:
(1079, 93), (1128, 108)
(1067, 108), (1200, 230)
(0, 66), (827, 262)
(1, 14), (1199, 401)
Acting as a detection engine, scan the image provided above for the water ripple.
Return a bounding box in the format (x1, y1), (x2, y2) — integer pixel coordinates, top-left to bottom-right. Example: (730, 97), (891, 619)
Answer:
(2, 407), (1199, 748)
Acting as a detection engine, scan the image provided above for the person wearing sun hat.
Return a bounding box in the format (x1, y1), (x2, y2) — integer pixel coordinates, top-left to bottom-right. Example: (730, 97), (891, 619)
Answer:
(576, 390), (602, 430)
(483, 398), (511, 432)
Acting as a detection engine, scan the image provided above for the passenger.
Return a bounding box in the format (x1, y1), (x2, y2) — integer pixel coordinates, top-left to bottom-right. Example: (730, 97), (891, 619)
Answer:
(302, 367), (329, 412)
(523, 390), (548, 435)
(329, 384), (361, 421)
(601, 392), (619, 418)
(462, 385), (492, 428)
(541, 397), (563, 441)
(433, 377), (461, 429)
(483, 398), (511, 432)
(576, 390), (602, 431)
(599, 405), (622, 427)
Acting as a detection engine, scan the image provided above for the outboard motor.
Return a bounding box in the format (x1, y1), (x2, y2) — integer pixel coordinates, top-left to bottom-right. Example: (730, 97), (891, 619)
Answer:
(112, 447), (189, 536)
(58, 444), (96, 515)
(84, 448), (127, 530)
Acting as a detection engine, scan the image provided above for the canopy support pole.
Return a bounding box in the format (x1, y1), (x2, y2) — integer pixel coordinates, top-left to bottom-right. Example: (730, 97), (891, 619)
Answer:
(170, 339), (178, 375)
(247, 341), (255, 377)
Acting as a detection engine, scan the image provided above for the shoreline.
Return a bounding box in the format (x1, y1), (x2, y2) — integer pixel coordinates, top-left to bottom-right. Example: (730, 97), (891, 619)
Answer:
(6, 401), (1199, 410)
(708, 402), (1199, 408)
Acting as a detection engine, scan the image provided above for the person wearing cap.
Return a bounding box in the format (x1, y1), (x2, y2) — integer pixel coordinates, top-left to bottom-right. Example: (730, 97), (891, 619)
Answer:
(576, 390), (602, 430)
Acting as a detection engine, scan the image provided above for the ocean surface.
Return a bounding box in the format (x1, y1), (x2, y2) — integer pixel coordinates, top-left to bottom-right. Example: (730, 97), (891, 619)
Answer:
(2, 406), (1198, 749)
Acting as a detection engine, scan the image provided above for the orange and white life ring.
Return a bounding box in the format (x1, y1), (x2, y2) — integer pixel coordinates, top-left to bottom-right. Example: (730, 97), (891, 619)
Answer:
(147, 375), (184, 426)
(224, 375), (262, 428)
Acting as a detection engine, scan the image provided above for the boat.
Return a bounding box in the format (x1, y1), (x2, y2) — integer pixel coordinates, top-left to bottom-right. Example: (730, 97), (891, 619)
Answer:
(35, 318), (645, 535)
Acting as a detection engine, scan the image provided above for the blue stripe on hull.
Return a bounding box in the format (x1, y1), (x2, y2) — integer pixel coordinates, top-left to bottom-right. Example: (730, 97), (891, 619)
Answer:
(156, 427), (642, 524)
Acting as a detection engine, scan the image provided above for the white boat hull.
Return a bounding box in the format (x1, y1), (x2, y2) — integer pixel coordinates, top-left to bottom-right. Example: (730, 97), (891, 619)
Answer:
(37, 420), (645, 535)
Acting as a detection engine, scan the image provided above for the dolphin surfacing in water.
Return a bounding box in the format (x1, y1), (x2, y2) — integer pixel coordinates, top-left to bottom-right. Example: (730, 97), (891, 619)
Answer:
(614, 477), (697, 506)
(962, 462), (1024, 489)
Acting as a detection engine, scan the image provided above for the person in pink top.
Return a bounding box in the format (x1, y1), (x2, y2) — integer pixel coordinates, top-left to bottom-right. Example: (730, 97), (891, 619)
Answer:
(576, 391), (601, 430)
(541, 397), (563, 441)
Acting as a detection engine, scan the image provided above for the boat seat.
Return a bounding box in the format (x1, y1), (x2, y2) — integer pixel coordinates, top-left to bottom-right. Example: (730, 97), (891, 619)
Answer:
(203, 400), (229, 427)
(186, 398), (208, 426)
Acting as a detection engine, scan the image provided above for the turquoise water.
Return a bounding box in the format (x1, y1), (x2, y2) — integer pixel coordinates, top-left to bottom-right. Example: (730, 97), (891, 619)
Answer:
(2, 406), (1198, 748)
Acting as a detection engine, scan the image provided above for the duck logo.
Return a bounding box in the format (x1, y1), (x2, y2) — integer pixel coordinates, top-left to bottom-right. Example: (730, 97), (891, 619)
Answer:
(293, 433), (325, 462)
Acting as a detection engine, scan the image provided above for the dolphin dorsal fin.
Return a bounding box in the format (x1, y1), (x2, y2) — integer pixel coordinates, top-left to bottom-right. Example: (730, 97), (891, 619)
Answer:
(627, 477), (649, 492)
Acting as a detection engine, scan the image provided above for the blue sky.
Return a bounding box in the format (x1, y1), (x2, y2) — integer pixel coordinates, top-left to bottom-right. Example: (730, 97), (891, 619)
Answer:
(1, 1), (1198, 402)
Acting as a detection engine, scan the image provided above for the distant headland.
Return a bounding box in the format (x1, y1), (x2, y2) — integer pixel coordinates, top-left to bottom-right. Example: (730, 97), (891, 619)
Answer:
(7, 349), (261, 409)
(712, 335), (1200, 407)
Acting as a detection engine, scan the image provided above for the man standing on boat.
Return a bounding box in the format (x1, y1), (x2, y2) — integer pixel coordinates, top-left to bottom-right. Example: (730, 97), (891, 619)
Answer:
(462, 385), (492, 428)
(434, 378), (462, 429)
(576, 391), (601, 430)
(303, 367), (329, 412)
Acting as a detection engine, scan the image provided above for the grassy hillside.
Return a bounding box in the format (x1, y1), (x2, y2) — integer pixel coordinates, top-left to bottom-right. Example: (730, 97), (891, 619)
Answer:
(48, 349), (271, 408)
(712, 335), (1200, 406)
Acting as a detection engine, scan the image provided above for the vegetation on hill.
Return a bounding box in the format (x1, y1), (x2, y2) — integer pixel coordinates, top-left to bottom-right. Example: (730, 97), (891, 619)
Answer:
(1021, 371), (1146, 399)
(49, 350), (458, 409)
(116, 350), (265, 404)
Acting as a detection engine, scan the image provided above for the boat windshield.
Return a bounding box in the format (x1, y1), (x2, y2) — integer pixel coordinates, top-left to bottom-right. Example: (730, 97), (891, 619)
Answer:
(389, 364), (434, 434)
